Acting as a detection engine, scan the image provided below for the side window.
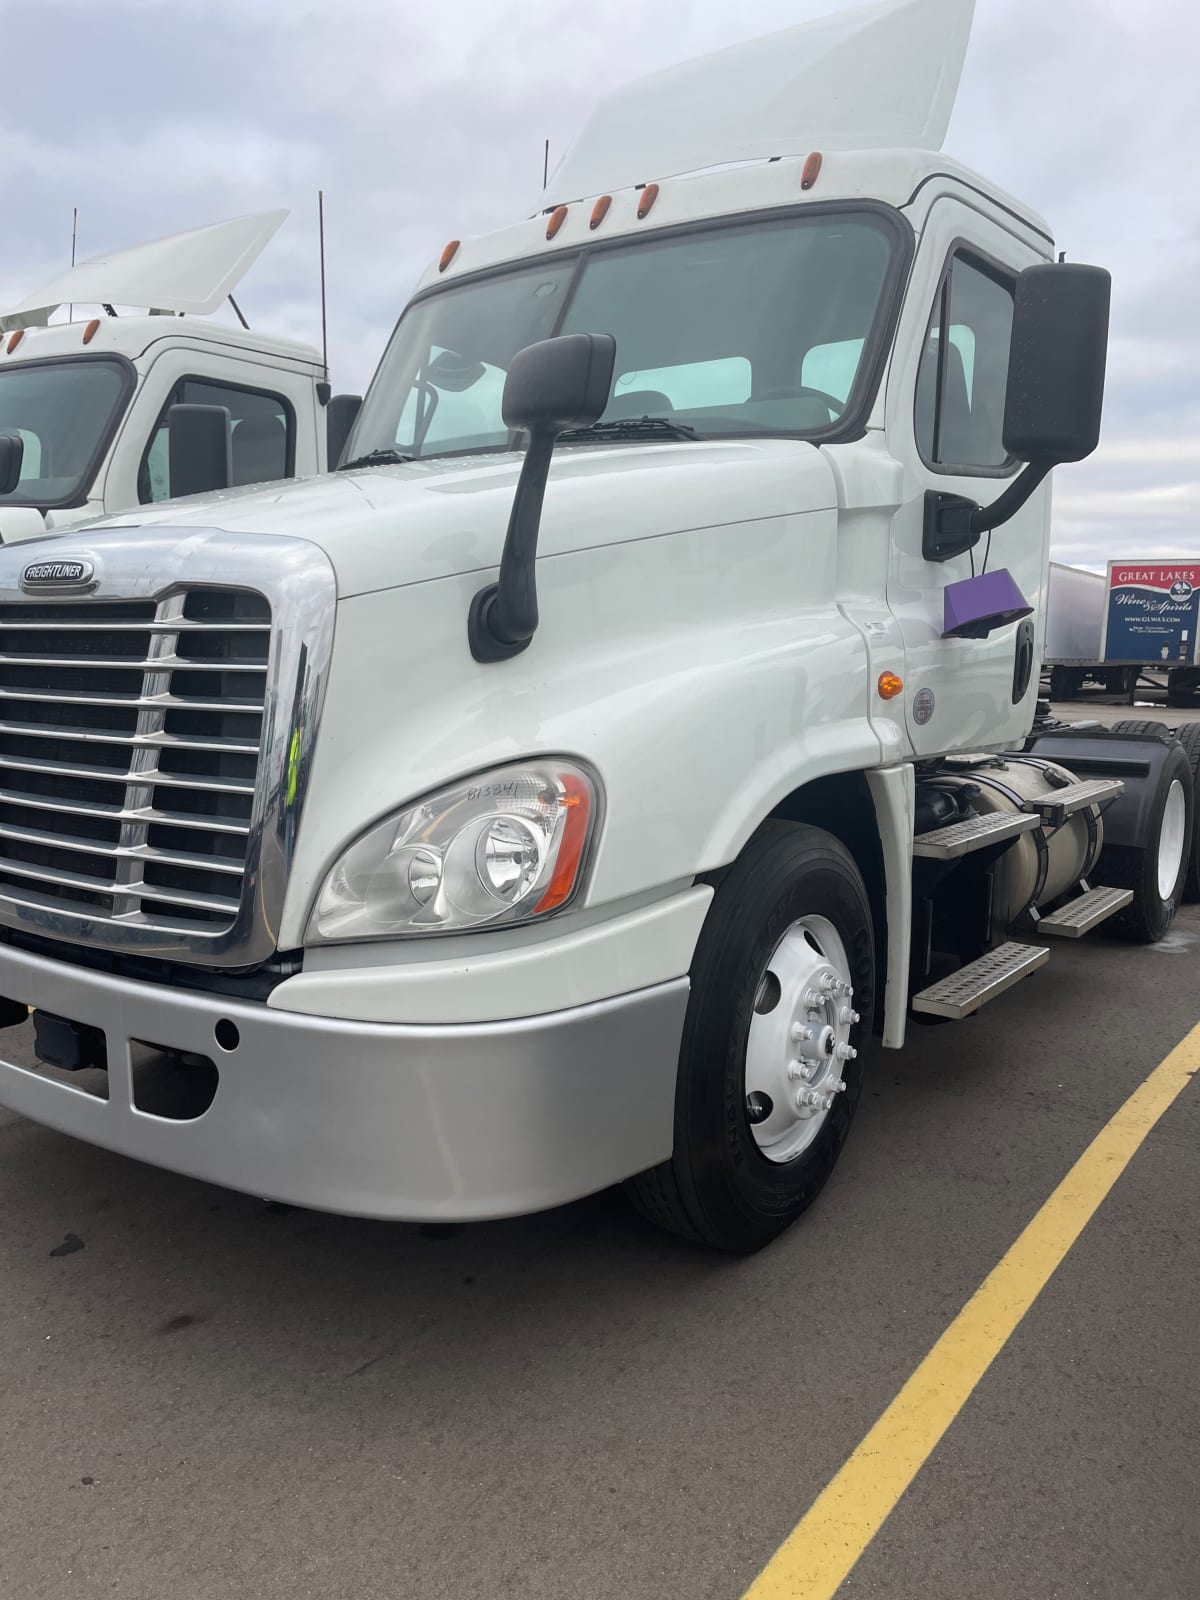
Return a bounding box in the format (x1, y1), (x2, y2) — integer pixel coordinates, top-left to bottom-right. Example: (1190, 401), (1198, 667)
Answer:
(916, 253), (1015, 470)
(139, 379), (294, 503)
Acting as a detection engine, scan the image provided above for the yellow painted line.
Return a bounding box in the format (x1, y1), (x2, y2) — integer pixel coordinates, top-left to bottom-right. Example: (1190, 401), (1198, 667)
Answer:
(742, 1018), (1200, 1600)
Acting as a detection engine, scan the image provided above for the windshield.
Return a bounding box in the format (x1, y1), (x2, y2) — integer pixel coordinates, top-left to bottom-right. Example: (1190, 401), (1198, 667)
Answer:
(0, 356), (133, 509)
(346, 210), (901, 463)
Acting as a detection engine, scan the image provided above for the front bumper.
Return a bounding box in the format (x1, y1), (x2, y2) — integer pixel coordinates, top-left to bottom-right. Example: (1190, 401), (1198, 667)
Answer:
(0, 942), (687, 1221)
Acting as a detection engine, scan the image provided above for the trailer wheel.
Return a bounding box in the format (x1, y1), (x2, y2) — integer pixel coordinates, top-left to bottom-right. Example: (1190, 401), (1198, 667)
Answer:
(1174, 724), (1200, 902)
(1102, 742), (1194, 942)
(1049, 666), (1083, 701)
(625, 822), (873, 1253)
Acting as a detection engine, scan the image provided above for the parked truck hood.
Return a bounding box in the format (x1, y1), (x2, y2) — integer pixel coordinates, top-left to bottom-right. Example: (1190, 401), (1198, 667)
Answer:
(92, 440), (837, 597)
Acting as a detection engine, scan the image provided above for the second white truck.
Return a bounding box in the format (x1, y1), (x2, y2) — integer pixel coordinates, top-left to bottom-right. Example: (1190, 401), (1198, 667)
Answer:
(0, 212), (360, 543)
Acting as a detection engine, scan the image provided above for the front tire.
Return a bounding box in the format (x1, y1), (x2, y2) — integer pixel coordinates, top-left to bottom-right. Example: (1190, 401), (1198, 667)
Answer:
(625, 822), (875, 1253)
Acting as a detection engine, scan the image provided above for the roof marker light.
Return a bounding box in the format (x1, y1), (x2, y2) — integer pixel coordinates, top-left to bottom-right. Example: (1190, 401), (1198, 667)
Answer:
(545, 205), (568, 240)
(82, 318), (101, 345)
(438, 239), (460, 273)
(589, 195), (612, 230)
(637, 183), (660, 220)
(801, 152), (823, 191)
(6, 331), (23, 354)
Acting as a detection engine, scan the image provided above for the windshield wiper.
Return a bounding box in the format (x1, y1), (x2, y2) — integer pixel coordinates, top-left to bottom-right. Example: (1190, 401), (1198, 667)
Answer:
(557, 416), (698, 444)
(338, 447), (415, 471)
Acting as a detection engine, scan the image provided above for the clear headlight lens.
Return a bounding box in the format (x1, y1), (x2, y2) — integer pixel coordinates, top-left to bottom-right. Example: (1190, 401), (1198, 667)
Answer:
(307, 760), (598, 943)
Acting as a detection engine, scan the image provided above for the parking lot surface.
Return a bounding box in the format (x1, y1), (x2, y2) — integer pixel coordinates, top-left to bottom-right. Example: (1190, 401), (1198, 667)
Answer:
(1, 814), (1197, 1599)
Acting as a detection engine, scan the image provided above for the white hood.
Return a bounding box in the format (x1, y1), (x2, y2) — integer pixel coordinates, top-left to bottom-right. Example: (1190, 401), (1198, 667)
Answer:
(93, 441), (837, 599)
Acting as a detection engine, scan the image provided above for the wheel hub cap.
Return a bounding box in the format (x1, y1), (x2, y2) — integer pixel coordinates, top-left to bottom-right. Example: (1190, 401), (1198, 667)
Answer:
(745, 915), (857, 1163)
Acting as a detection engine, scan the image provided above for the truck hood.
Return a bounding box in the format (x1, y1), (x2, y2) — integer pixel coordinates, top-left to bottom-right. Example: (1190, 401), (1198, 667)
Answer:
(92, 440), (836, 598)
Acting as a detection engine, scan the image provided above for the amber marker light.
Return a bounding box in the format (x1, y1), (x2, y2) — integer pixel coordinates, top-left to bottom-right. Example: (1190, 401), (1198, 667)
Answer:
(589, 195), (612, 230)
(545, 205), (568, 240)
(6, 330), (24, 354)
(82, 318), (101, 345)
(438, 239), (460, 272)
(801, 152), (823, 191)
(637, 183), (660, 220)
(534, 774), (593, 914)
(877, 672), (904, 700)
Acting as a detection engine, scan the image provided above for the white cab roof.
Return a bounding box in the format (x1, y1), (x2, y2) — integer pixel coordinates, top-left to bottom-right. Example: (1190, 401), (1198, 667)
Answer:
(546, 0), (975, 204)
(2, 211), (288, 330)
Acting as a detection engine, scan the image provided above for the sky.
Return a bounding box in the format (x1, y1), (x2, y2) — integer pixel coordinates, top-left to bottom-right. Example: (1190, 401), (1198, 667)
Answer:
(0, 0), (1196, 568)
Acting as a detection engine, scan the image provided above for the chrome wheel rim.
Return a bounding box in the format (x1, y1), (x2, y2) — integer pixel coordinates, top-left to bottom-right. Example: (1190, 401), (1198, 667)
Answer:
(744, 916), (856, 1164)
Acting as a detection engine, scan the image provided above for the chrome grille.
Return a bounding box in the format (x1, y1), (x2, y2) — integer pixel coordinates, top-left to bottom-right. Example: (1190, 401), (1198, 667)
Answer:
(0, 588), (270, 931)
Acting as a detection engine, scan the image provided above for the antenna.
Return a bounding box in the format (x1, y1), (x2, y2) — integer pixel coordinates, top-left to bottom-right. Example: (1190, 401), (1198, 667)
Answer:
(69, 206), (77, 321)
(318, 189), (329, 387)
(543, 139), (549, 190)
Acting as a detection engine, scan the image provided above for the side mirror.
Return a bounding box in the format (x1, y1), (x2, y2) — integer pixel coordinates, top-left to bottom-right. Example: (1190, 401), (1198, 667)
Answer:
(468, 333), (616, 663)
(0, 432), (25, 496)
(1003, 262), (1111, 464)
(166, 403), (232, 499)
(924, 261), (1111, 563)
(326, 393), (362, 470)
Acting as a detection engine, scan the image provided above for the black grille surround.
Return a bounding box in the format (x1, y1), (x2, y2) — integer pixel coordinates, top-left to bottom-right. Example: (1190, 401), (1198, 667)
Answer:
(0, 531), (336, 967)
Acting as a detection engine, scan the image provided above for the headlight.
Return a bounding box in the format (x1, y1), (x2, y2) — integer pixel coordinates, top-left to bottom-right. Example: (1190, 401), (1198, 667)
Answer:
(307, 759), (599, 942)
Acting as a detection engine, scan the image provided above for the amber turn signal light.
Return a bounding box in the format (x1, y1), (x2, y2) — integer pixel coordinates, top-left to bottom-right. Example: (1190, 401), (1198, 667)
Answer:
(877, 672), (904, 700)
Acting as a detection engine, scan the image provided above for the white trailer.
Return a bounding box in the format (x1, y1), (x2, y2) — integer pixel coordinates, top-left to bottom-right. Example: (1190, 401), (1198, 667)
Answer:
(0, 0), (1195, 1252)
(1044, 559), (1200, 704)
(0, 212), (360, 543)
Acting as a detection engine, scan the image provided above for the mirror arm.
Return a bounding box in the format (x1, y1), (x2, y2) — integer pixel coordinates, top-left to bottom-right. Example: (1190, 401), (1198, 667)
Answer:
(924, 459), (1053, 563)
(468, 429), (557, 663)
(969, 458), (1052, 535)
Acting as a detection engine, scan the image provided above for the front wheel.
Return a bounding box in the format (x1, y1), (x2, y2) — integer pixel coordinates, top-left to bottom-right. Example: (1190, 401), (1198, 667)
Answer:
(625, 822), (875, 1253)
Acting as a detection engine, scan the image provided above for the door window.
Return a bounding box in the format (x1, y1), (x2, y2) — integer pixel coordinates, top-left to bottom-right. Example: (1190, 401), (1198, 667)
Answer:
(916, 252), (1015, 470)
(139, 378), (294, 502)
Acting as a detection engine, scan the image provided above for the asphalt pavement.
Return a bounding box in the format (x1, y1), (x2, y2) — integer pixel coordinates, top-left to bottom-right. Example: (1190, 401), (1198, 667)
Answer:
(1, 737), (1197, 1599)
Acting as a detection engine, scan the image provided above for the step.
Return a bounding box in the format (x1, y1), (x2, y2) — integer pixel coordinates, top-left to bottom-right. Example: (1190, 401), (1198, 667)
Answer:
(912, 810), (1041, 861)
(1036, 885), (1133, 938)
(1025, 777), (1124, 826)
(911, 941), (1050, 1020)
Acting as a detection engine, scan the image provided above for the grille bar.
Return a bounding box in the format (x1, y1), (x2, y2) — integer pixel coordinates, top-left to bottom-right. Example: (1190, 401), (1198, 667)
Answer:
(0, 720), (260, 754)
(0, 620), (270, 634)
(0, 822), (247, 874)
(0, 788), (252, 835)
(0, 851), (241, 912)
(0, 654), (268, 673)
(0, 753), (255, 794)
(0, 688), (264, 713)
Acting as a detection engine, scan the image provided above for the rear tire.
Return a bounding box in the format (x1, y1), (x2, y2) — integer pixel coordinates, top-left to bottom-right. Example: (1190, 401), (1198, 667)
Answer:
(625, 822), (874, 1253)
(1174, 723), (1200, 902)
(1101, 742), (1194, 941)
(1109, 719), (1171, 740)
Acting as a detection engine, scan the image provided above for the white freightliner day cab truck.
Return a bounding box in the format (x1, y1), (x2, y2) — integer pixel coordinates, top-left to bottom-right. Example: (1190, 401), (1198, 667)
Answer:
(0, 211), (361, 543)
(0, 0), (1194, 1253)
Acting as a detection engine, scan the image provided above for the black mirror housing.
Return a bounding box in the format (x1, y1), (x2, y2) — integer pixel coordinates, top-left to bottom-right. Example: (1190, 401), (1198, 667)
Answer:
(502, 332), (615, 435)
(0, 431), (25, 496)
(1003, 262), (1111, 464)
(167, 403), (233, 498)
(469, 333), (616, 664)
(326, 393), (362, 470)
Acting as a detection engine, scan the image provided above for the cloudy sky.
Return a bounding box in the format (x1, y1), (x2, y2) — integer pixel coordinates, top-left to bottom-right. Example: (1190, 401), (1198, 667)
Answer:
(0, 0), (1195, 568)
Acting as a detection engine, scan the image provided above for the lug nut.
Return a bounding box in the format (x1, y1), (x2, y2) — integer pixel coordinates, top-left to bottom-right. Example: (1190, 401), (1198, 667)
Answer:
(820, 972), (838, 992)
(827, 1077), (846, 1095)
(789, 1059), (818, 1083)
(838, 1005), (860, 1025)
(835, 1042), (857, 1061)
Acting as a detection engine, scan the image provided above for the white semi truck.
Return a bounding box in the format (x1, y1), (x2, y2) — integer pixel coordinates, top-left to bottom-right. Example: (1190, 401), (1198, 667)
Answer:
(0, 212), (360, 543)
(0, 0), (1194, 1252)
